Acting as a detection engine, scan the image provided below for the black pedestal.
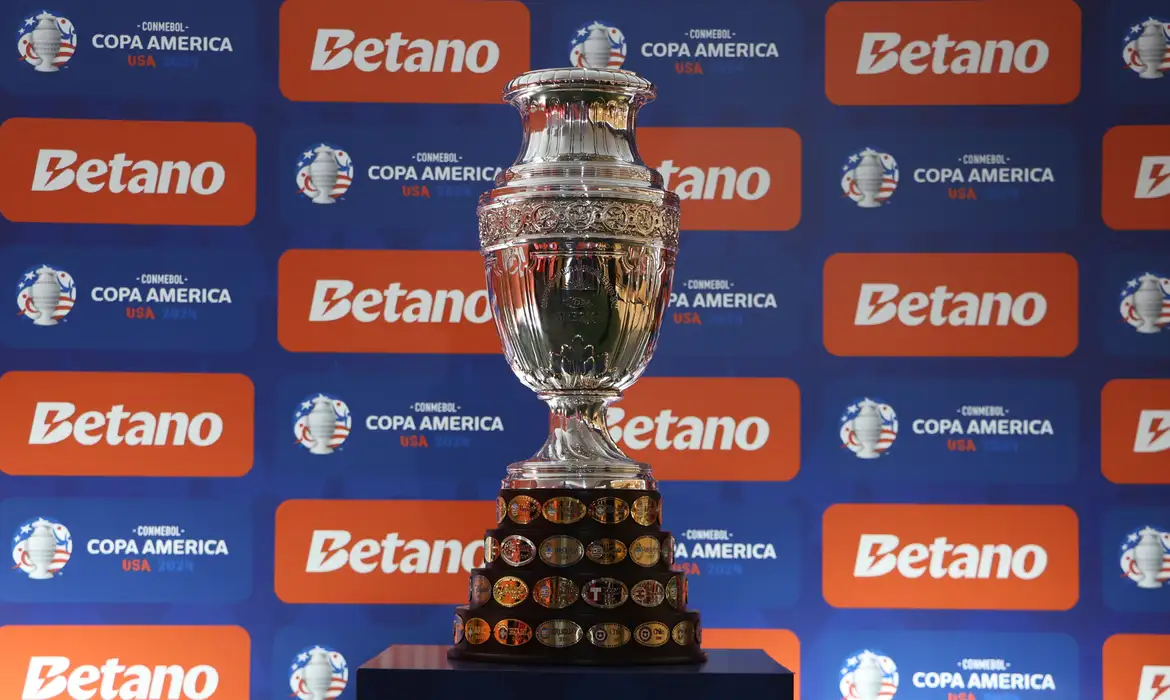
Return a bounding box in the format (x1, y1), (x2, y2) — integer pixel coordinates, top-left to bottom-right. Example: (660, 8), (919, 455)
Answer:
(358, 645), (794, 700)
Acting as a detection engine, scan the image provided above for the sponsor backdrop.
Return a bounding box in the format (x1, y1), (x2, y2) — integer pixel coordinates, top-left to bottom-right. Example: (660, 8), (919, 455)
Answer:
(0, 0), (1168, 698)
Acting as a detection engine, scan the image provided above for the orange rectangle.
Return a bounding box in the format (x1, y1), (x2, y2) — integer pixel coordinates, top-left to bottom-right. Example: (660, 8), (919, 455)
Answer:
(823, 504), (1079, 610)
(277, 249), (501, 354)
(279, 0), (530, 104)
(704, 629), (800, 700)
(1102, 379), (1170, 484)
(612, 377), (800, 481)
(0, 371), (253, 477)
(0, 625), (250, 700)
(638, 128), (801, 231)
(0, 118), (255, 226)
(825, 0), (1081, 105)
(1103, 634), (1170, 700)
(1103, 126), (1170, 231)
(274, 499), (493, 604)
(823, 253), (1078, 357)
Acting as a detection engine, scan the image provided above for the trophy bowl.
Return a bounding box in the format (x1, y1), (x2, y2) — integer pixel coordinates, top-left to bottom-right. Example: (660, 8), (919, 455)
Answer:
(450, 68), (704, 665)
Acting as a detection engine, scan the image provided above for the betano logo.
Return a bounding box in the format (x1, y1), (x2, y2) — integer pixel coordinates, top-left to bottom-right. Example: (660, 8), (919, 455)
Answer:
(825, 0), (1081, 105)
(0, 371), (253, 477)
(0, 118), (255, 226)
(278, 249), (499, 354)
(822, 253), (1078, 357)
(1102, 126), (1170, 231)
(1103, 634), (1170, 700)
(610, 377), (800, 481)
(637, 128), (801, 231)
(279, 0), (530, 104)
(0, 625), (250, 700)
(823, 504), (1079, 610)
(274, 500), (492, 604)
(1101, 379), (1170, 485)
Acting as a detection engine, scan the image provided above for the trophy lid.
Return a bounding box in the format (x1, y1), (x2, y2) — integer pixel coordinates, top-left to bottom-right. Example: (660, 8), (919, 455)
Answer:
(478, 67), (678, 252)
(503, 68), (656, 102)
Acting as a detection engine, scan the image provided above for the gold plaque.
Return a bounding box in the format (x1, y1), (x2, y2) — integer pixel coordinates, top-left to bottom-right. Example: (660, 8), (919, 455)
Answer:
(507, 495), (542, 524)
(493, 576), (529, 607)
(588, 623), (631, 649)
(464, 618), (491, 645)
(494, 619), (533, 646)
(630, 535), (661, 567)
(469, 574), (492, 606)
(589, 496), (629, 525)
(581, 578), (628, 609)
(536, 620), (583, 648)
(500, 534), (536, 567)
(586, 538), (627, 565)
(634, 621), (669, 648)
(671, 620), (694, 646)
(665, 575), (681, 610)
(533, 576), (579, 609)
(484, 536), (500, 564)
(542, 496), (587, 524)
(695, 619), (703, 645)
(539, 535), (584, 567)
(454, 616), (464, 644)
(631, 495), (658, 526)
(630, 579), (665, 608)
(495, 496), (506, 524)
(662, 534), (675, 566)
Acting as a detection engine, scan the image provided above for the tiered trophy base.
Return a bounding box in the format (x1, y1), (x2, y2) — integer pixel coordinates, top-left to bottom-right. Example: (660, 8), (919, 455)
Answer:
(448, 487), (705, 665)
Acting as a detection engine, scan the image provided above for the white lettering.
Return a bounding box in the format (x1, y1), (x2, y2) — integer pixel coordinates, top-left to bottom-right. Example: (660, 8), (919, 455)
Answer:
(854, 283), (1047, 327)
(28, 402), (223, 447)
(30, 149), (225, 195)
(310, 29), (500, 74)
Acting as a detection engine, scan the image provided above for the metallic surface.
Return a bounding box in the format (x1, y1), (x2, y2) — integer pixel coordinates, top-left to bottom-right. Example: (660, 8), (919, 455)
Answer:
(478, 68), (679, 491)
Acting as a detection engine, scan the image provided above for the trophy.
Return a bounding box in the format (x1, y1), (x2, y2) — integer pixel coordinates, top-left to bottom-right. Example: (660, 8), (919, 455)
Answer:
(450, 68), (704, 665)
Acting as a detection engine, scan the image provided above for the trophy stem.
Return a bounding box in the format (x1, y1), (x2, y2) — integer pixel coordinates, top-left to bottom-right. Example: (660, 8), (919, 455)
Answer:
(502, 392), (654, 490)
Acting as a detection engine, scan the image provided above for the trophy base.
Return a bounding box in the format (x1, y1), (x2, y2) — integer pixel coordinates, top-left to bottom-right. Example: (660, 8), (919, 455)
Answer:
(450, 486), (704, 665)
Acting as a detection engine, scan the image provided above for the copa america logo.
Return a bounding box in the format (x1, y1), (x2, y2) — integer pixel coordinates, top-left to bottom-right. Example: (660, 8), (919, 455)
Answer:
(293, 393), (353, 456)
(840, 649), (899, 700)
(1120, 525), (1170, 590)
(840, 398), (898, 460)
(1123, 17), (1170, 80)
(289, 646), (348, 700)
(16, 10), (76, 72)
(11, 517), (72, 580)
(569, 21), (627, 70)
(841, 148), (899, 208)
(1119, 272), (1170, 334)
(296, 143), (354, 205)
(16, 264), (76, 327)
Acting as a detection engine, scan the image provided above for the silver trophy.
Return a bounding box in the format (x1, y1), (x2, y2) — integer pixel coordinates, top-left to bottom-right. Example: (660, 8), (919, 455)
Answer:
(478, 68), (678, 492)
(308, 146), (340, 204)
(1137, 21), (1167, 80)
(29, 13), (63, 73)
(1132, 273), (1165, 334)
(29, 266), (62, 326)
(452, 68), (701, 664)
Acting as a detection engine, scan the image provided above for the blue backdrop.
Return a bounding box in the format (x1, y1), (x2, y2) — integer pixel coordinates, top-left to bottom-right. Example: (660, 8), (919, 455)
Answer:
(1, 0), (1168, 698)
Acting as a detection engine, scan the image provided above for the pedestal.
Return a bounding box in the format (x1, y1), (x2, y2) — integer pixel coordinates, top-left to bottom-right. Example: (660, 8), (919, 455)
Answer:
(358, 645), (794, 700)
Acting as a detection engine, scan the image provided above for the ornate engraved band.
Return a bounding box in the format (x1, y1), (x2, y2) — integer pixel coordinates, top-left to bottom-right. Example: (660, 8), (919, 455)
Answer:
(478, 198), (680, 250)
